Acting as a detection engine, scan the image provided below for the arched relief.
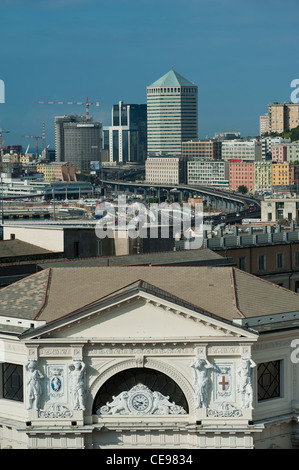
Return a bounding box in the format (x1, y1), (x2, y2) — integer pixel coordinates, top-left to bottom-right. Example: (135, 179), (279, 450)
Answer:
(87, 357), (195, 416)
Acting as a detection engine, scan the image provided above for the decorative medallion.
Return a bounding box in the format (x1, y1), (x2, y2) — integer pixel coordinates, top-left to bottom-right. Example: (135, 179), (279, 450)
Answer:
(46, 365), (67, 403)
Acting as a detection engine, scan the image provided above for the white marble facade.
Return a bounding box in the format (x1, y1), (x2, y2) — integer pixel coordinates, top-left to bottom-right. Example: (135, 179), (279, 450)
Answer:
(0, 290), (299, 449)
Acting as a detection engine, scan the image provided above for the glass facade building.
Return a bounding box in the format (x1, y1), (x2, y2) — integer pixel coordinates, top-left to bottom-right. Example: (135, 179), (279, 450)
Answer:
(102, 101), (147, 163)
(146, 69), (198, 156)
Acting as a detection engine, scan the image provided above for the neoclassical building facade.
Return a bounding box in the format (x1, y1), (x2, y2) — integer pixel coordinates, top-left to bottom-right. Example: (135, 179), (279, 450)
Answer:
(1, 266), (299, 449)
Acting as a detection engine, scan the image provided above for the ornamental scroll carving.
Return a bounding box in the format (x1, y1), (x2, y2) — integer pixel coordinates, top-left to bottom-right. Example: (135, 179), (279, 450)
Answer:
(207, 402), (242, 418)
(97, 384), (186, 416)
(39, 404), (73, 419)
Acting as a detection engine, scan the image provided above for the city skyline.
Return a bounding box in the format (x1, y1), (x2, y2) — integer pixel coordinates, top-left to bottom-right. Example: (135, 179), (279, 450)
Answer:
(0, 0), (298, 151)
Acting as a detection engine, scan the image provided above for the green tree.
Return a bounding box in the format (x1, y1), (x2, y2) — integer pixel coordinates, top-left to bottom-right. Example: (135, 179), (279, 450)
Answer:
(237, 185), (248, 194)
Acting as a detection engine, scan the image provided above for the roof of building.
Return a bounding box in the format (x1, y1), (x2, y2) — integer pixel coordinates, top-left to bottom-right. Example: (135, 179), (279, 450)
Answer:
(37, 248), (233, 269)
(0, 239), (53, 260)
(1, 266), (299, 332)
(149, 69), (196, 88)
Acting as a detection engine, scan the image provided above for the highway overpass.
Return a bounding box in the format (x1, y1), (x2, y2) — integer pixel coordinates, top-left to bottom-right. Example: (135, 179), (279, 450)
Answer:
(100, 179), (261, 214)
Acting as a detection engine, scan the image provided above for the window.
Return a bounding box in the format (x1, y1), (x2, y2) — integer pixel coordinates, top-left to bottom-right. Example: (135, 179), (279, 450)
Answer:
(295, 251), (299, 267)
(73, 241), (80, 258)
(257, 360), (281, 401)
(277, 253), (284, 269)
(1, 363), (24, 402)
(238, 256), (246, 271)
(258, 254), (266, 270)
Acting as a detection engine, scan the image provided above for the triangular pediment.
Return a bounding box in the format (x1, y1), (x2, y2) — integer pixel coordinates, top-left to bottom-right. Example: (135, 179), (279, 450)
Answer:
(21, 281), (257, 341)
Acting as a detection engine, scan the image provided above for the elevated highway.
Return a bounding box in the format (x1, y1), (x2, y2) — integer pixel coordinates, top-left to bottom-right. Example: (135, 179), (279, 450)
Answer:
(100, 179), (261, 214)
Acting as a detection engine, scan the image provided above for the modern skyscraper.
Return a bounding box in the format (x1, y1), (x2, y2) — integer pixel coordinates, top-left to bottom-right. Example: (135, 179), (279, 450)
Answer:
(55, 115), (102, 171)
(102, 101), (147, 163)
(146, 69), (198, 155)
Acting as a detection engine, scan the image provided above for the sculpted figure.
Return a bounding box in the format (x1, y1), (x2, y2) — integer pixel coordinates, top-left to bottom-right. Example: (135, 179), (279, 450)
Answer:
(236, 356), (256, 409)
(191, 356), (213, 408)
(106, 391), (129, 415)
(26, 360), (44, 410)
(152, 391), (173, 415)
(69, 360), (86, 411)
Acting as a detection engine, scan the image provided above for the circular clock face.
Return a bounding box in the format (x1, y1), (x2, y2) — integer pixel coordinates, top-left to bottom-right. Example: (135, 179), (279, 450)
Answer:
(131, 394), (150, 412)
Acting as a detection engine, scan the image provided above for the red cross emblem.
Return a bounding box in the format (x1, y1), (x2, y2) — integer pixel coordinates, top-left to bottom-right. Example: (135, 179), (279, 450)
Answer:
(218, 375), (229, 391)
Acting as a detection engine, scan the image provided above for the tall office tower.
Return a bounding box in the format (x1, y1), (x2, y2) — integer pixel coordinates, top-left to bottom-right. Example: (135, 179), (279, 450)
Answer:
(102, 101), (147, 163)
(146, 69), (198, 155)
(268, 103), (299, 134)
(55, 115), (102, 171)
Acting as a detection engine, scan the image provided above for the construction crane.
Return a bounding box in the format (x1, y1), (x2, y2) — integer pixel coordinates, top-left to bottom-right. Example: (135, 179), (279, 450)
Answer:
(36, 96), (100, 121)
(22, 135), (42, 158)
(0, 129), (10, 150)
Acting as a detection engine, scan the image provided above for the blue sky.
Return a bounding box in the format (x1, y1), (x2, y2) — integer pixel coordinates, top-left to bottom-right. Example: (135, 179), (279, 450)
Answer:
(0, 0), (298, 150)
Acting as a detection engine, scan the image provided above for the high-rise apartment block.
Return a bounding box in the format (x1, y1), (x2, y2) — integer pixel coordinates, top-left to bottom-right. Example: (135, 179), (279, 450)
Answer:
(55, 115), (102, 171)
(261, 136), (291, 160)
(272, 162), (293, 187)
(146, 69), (198, 155)
(221, 140), (262, 161)
(187, 160), (229, 187)
(145, 155), (185, 185)
(287, 141), (299, 163)
(268, 103), (299, 134)
(228, 161), (255, 191)
(288, 103), (299, 130)
(182, 139), (221, 160)
(254, 162), (272, 192)
(259, 113), (270, 136)
(272, 144), (288, 163)
(102, 101), (147, 164)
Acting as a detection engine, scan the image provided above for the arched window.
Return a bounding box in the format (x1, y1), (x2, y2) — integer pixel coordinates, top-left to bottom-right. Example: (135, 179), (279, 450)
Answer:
(92, 368), (188, 414)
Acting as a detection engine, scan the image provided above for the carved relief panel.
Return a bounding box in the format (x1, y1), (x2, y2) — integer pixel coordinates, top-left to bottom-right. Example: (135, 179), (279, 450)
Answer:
(45, 364), (68, 404)
(213, 362), (235, 403)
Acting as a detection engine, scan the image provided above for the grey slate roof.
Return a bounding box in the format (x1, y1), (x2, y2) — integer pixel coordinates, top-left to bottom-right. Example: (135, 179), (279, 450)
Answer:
(0, 268), (49, 319)
(37, 248), (234, 269)
(1, 266), (299, 329)
(0, 239), (53, 259)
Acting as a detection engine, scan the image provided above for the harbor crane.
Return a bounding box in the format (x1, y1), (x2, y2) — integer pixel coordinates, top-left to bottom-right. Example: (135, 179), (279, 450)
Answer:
(22, 135), (42, 158)
(36, 96), (100, 121)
